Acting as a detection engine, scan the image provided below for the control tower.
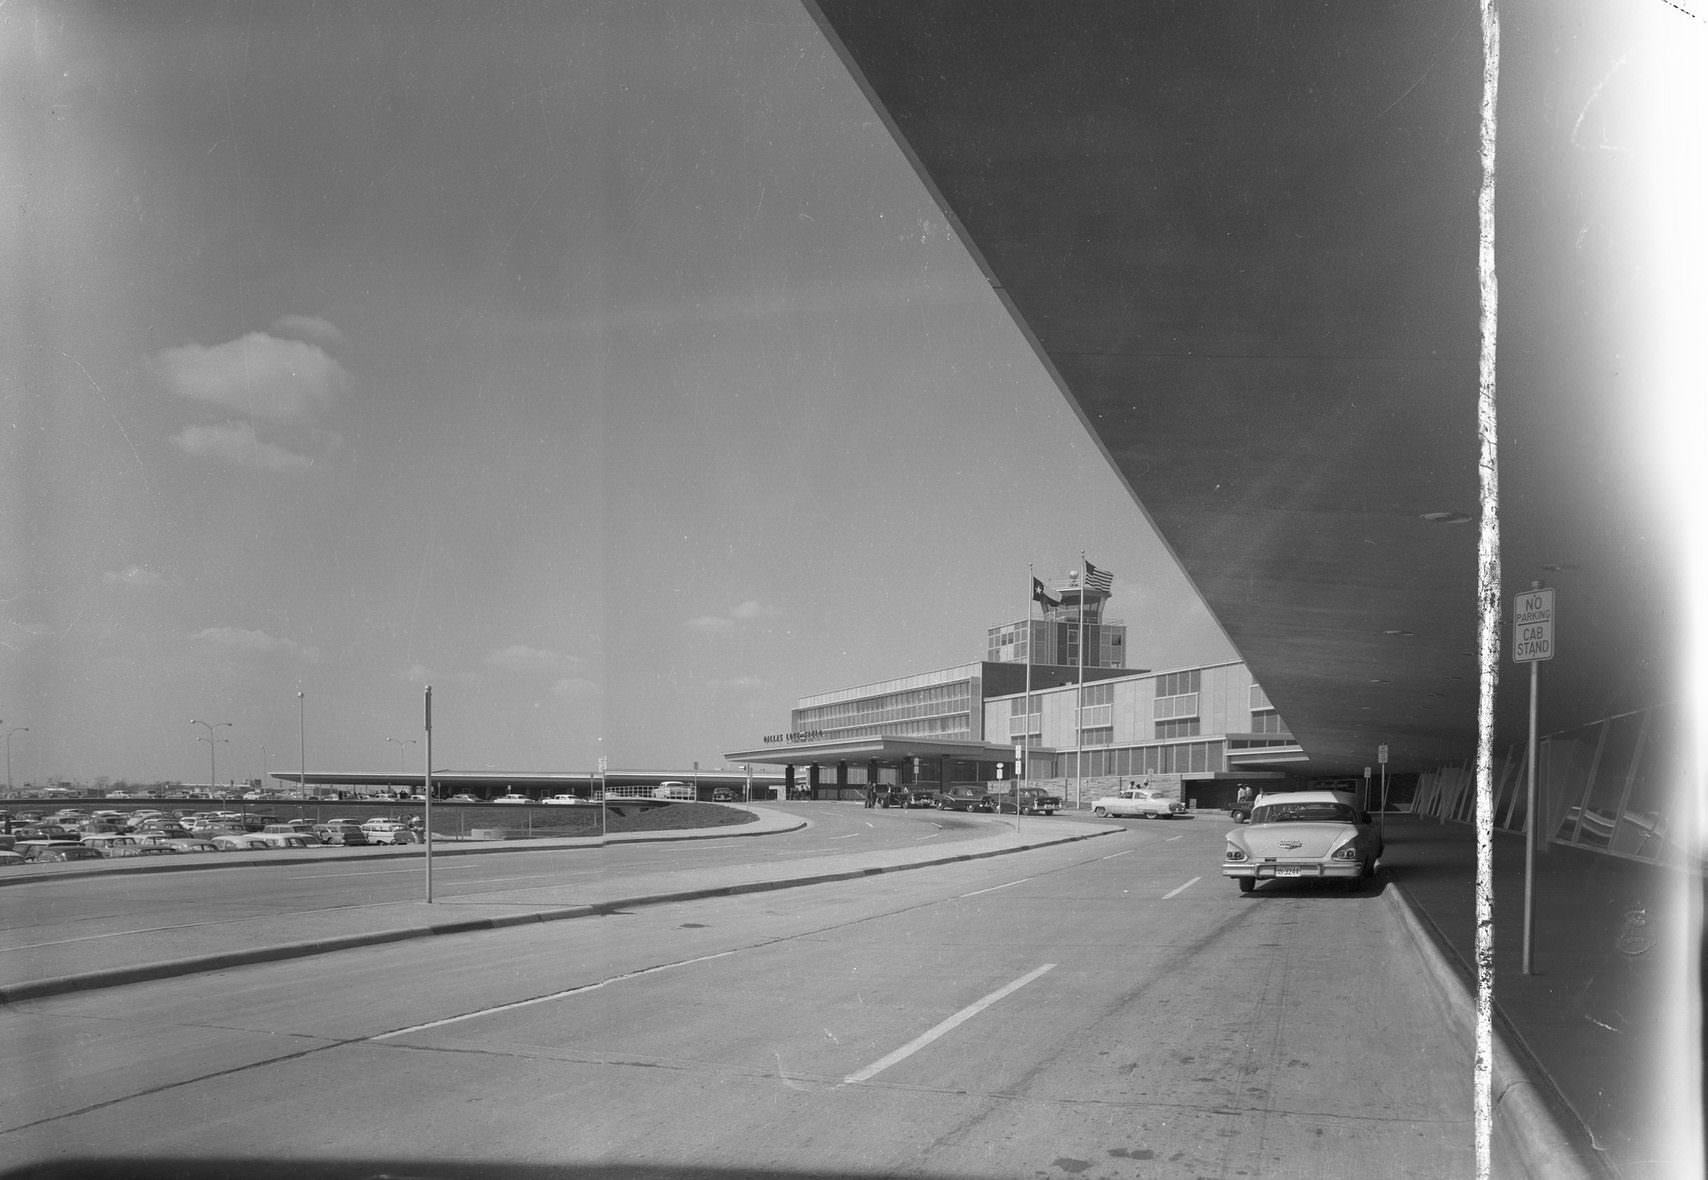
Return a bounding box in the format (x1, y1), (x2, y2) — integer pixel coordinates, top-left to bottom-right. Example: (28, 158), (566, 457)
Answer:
(986, 569), (1129, 670)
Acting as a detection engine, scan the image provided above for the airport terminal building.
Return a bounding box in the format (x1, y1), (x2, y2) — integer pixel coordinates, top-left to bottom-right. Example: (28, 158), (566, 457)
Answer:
(726, 570), (1303, 808)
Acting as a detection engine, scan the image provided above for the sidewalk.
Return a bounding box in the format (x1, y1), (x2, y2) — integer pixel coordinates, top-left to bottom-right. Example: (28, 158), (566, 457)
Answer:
(1380, 812), (1698, 1180)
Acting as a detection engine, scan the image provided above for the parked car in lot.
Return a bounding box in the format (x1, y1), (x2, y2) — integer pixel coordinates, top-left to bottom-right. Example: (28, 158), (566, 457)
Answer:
(100, 843), (183, 859)
(313, 822), (369, 846)
(710, 788), (735, 803)
(543, 794), (589, 806)
(360, 820), (417, 845)
(0, 850), (25, 867)
(1222, 790), (1383, 894)
(937, 789), (994, 813)
(21, 842), (107, 863)
(141, 835), (222, 853)
(254, 831), (317, 849)
(995, 788), (1063, 816)
(446, 794), (479, 802)
(211, 833), (273, 851)
(493, 793), (531, 804)
(1091, 787), (1186, 819)
(260, 823), (319, 842)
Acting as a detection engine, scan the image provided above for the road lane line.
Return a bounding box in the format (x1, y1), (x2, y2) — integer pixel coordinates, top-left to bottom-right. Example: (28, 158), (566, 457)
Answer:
(373, 948), (745, 1040)
(1162, 876), (1200, 899)
(959, 877), (1033, 898)
(1100, 849), (1133, 860)
(842, 963), (1056, 1085)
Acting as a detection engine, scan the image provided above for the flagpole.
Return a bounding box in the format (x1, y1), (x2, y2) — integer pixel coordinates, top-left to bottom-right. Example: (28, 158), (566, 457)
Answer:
(1076, 552), (1085, 811)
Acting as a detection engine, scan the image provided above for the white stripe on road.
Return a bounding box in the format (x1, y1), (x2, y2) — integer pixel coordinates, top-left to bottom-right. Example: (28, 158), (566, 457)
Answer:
(1100, 849), (1133, 860)
(1162, 876), (1200, 899)
(842, 963), (1056, 1085)
(374, 948), (743, 1040)
(959, 877), (1033, 898)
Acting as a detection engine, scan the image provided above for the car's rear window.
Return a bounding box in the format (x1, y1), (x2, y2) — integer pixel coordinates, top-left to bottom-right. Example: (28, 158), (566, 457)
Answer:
(1253, 801), (1357, 825)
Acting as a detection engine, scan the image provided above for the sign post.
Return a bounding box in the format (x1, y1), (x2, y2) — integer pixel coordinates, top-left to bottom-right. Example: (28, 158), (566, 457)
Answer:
(1377, 744), (1389, 837)
(1513, 584), (1555, 974)
(423, 685), (433, 904)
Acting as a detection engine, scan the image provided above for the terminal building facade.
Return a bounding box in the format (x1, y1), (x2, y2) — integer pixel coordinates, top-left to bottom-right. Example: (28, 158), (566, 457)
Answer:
(726, 570), (1304, 808)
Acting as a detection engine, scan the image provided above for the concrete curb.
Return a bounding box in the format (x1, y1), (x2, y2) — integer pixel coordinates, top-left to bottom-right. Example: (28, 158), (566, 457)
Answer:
(0, 825), (1118, 1005)
(1382, 880), (1612, 1180)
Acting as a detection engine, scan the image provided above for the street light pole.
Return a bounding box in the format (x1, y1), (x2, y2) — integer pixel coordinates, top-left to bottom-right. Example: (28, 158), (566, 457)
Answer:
(298, 691), (307, 799)
(387, 737), (417, 775)
(5, 727), (27, 794)
(190, 719), (232, 793)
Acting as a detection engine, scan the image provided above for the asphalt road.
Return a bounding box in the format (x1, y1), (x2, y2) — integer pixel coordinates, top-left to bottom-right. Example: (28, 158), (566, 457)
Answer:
(0, 806), (996, 988)
(0, 813), (1475, 1179)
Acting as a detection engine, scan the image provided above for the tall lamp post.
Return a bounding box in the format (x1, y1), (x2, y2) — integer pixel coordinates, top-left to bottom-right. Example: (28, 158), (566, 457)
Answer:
(387, 737), (417, 774)
(298, 691), (307, 799)
(5, 727), (27, 794)
(190, 719), (232, 793)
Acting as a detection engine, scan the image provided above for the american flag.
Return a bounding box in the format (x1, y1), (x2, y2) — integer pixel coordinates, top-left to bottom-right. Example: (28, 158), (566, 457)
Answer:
(1083, 561), (1113, 595)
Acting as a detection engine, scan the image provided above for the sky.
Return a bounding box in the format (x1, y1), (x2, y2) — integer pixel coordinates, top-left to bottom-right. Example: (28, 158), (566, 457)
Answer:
(1, 1), (1238, 787)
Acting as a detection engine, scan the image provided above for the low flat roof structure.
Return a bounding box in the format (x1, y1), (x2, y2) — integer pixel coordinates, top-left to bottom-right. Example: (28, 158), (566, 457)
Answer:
(723, 735), (1021, 768)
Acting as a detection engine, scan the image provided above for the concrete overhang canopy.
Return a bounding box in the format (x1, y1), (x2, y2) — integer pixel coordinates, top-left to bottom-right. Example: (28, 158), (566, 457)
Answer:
(807, 2), (1684, 780)
(724, 736), (1017, 767)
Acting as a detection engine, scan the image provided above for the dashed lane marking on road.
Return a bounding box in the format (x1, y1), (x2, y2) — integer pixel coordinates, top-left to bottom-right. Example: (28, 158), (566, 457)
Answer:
(958, 877), (1033, 898)
(842, 963), (1057, 1085)
(372, 947), (745, 1041)
(1099, 849), (1133, 860)
(1162, 876), (1200, 900)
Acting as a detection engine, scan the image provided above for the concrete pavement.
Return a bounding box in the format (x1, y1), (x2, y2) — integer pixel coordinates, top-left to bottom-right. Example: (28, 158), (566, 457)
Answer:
(3, 804), (1673, 1178)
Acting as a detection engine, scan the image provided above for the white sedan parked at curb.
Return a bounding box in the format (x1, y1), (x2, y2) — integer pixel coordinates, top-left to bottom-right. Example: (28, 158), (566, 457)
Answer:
(1091, 787), (1189, 819)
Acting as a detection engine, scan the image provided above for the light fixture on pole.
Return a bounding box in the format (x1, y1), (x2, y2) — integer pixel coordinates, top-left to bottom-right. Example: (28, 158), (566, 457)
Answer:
(190, 719), (232, 793)
(5, 727), (28, 794)
(387, 736), (417, 774)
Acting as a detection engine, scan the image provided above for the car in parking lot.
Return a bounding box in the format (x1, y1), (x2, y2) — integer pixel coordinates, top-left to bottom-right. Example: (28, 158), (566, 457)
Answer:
(211, 833), (273, 851)
(21, 842), (107, 863)
(1222, 790), (1384, 893)
(1091, 787), (1186, 819)
(313, 822), (369, 846)
(0, 850), (25, 868)
(140, 835), (222, 853)
(710, 788), (735, 803)
(446, 794), (479, 802)
(360, 820), (417, 845)
(100, 843), (183, 859)
(493, 793), (531, 804)
(937, 789), (994, 813)
(254, 831), (317, 849)
(543, 793), (590, 806)
(994, 787), (1063, 816)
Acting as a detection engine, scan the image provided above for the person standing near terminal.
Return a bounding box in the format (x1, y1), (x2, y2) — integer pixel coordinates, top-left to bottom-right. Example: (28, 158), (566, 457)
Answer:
(865, 784), (876, 808)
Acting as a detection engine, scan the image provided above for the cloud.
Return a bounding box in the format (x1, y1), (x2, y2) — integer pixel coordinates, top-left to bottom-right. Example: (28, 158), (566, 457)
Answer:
(486, 644), (564, 672)
(172, 422), (314, 471)
(270, 314), (345, 348)
(103, 564), (172, 587)
(686, 599), (778, 632)
(149, 331), (349, 421)
(192, 626), (319, 662)
(714, 675), (765, 691)
(551, 677), (599, 697)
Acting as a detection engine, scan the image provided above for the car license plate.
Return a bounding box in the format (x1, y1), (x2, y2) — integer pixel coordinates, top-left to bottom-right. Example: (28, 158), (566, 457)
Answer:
(1276, 866), (1304, 877)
